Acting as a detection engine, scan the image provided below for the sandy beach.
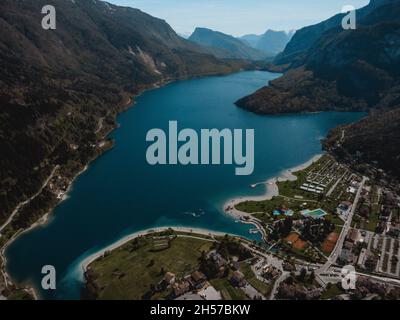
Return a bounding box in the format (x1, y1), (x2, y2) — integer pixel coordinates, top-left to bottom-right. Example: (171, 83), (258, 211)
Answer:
(224, 154), (323, 221)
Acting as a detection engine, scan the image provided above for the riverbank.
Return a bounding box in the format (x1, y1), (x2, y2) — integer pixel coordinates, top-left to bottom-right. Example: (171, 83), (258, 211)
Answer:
(224, 154), (323, 220)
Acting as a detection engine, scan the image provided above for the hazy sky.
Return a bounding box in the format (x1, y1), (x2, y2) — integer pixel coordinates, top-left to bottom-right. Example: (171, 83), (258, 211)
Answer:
(107, 0), (370, 36)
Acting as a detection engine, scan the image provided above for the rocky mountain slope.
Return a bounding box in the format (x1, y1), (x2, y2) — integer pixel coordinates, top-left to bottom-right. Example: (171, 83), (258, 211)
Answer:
(189, 27), (271, 60)
(275, 0), (397, 66)
(0, 0), (247, 225)
(236, 0), (400, 179)
(236, 1), (400, 114)
(324, 108), (400, 181)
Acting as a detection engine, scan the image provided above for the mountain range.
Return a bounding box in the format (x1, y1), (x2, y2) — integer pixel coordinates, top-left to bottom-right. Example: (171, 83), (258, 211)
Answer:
(0, 0), (250, 225)
(188, 27), (272, 60)
(236, 0), (400, 181)
(2, 0), (400, 226)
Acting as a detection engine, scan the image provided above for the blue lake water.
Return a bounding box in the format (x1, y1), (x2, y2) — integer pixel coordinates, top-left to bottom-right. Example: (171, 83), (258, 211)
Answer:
(5, 71), (365, 299)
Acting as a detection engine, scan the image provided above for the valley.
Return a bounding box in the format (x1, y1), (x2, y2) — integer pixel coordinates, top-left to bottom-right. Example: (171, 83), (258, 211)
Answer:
(0, 0), (399, 302)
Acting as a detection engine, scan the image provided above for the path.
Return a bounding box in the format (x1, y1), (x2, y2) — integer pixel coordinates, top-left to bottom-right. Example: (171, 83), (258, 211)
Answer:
(326, 169), (348, 197)
(0, 166), (59, 236)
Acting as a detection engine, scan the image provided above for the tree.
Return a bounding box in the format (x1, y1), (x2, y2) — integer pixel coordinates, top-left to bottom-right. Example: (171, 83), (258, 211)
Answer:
(298, 268), (307, 282)
(309, 271), (315, 282)
(282, 217), (293, 237)
(147, 259), (155, 267)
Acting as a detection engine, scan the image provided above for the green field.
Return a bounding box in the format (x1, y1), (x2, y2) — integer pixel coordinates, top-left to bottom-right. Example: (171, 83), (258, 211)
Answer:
(86, 235), (214, 300)
(210, 277), (248, 300)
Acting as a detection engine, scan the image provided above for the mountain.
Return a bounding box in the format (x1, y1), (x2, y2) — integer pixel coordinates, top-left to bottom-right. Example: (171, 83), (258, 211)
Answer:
(0, 0), (248, 226)
(239, 34), (261, 48)
(189, 27), (271, 61)
(236, 0), (400, 178)
(275, 0), (397, 66)
(178, 33), (190, 39)
(236, 1), (400, 114)
(324, 108), (400, 182)
(240, 30), (294, 55)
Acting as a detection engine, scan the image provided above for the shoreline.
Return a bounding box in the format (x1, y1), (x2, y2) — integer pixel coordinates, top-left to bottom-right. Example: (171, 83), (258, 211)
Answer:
(0, 70), (259, 299)
(80, 227), (233, 275)
(1, 71), (320, 299)
(224, 154), (323, 221)
(2, 152), (324, 299)
(0, 163), (90, 297)
(81, 154), (323, 295)
(0, 78), (169, 297)
(80, 153), (324, 274)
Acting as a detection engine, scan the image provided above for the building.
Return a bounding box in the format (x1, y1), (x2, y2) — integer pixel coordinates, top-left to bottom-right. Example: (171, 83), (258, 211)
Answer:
(175, 293), (204, 301)
(351, 181), (360, 189)
(347, 229), (360, 243)
(388, 225), (400, 238)
(347, 186), (357, 194)
(262, 265), (280, 280)
(190, 271), (207, 289)
(343, 240), (354, 250)
(357, 249), (378, 271)
(357, 248), (368, 267)
(338, 248), (356, 265)
(230, 270), (246, 287)
(337, 201), (352, 216)
(172, 281), (190, 297)
(164, 272), (176, 285)
(207, 250), (227, 268)
(198, 285), (222, 300)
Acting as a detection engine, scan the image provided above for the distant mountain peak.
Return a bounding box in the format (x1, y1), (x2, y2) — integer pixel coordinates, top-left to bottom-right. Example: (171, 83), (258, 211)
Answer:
(189, 27), (271, 61)
(239, 29), (293, 55)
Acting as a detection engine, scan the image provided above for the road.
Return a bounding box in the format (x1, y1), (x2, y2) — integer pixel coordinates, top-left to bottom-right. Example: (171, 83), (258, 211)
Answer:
(0, 166), (59, 236)
(240, 242), (289, 300)
(341, 129), (345, 142)
(316, 176), (367, 284)
(269, 271), (290, 300)
(326, 169), (347, 197)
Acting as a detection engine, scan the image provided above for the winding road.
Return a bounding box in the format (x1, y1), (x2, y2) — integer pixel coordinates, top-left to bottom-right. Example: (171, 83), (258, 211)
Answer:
(0, 166), (59, 236)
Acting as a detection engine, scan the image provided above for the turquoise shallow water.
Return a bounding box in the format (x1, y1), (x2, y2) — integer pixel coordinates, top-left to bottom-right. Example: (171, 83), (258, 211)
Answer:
(5, 71), (365, 299)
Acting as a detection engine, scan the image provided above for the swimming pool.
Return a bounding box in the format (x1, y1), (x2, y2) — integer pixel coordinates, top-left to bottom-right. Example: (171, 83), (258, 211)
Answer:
(301, 208), (327, 219)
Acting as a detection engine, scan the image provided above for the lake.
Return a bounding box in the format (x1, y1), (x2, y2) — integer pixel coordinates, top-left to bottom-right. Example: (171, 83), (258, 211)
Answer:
(5, 71), (364, 299)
